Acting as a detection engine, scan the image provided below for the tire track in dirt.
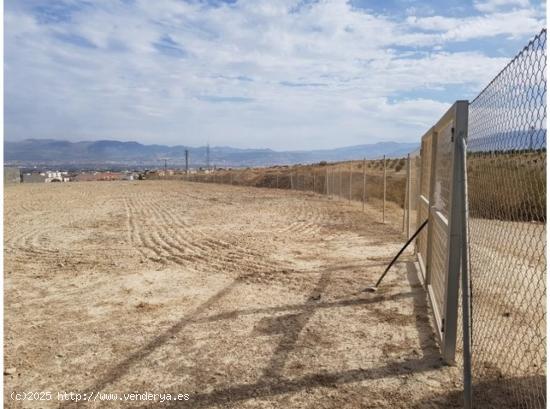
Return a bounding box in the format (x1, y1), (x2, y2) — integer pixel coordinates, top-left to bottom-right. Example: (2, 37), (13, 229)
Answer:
(124, 194), (281, 274)
(124, 198), (162, 261)
(126, 195), (216, 266)
(278, 197), (327, 236)
(5, 187), (119, 265)
(5, 222), (87, 264)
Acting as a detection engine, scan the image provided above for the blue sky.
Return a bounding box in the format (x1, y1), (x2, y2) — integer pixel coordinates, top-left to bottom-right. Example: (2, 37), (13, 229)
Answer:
(4, 0), (546, 149)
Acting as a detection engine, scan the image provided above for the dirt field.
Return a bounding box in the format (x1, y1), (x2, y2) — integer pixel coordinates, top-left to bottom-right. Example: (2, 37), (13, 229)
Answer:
(4, 181), (462, 408)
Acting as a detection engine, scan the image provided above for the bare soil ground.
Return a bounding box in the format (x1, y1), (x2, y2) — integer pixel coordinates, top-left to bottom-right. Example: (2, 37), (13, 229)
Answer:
(4, 181), (462, 408)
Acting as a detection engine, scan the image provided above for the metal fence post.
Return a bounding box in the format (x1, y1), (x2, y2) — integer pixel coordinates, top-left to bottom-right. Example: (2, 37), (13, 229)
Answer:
(402, 161), (408, 234)
(406, 154), (411, 237)
(326, 167), (329, 195)
(331, 168), (333, 197)
(460, 137), (472, 409)
(339, 168), (343, 198)
(383, 155), (386, 223)
(425, 130), (438, 285)
(362, 158), (366, 212)
(349, 162), (352, 203)
(441, 100), (469, 364)
(408, 154), (413, 238)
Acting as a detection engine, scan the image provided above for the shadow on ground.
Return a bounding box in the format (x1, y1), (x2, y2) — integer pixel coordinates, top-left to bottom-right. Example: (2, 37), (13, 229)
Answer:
(63, 260), (453, 408)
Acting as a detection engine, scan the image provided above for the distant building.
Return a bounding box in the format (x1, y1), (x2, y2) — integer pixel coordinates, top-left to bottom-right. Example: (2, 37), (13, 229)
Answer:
(22, 173), (46, 183)
(44, 170), (68, 182)
(4, 167), (21, 184)
(123, 173), (138, 181)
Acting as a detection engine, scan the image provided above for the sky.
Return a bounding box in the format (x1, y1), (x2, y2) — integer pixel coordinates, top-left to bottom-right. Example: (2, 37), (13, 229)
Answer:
(4, 0), (546, 150)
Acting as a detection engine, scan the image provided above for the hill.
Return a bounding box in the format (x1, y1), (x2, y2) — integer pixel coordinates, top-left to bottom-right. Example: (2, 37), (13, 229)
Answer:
(4, 139), (418, 168)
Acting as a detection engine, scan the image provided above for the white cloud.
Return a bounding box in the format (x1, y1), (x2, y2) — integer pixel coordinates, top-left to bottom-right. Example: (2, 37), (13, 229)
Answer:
(473, 0), (531, 13)
(405, 9), (543, 42)
(3, 0), (546, 149)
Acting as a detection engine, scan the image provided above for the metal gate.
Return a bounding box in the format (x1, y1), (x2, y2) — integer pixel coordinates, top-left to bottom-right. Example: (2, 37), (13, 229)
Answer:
(413, 101), (468, 364)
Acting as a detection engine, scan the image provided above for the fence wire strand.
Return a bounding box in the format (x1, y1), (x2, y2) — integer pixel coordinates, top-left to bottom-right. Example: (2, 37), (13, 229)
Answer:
(467, 28), (546, 408)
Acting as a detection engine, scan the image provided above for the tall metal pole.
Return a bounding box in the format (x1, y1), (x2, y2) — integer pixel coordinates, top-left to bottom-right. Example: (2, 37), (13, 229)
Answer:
(383, 155), (386, 224)
(362, 158), (366, 212)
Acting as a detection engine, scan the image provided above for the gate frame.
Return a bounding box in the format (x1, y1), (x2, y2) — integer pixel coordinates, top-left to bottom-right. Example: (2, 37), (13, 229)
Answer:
(415, 100), (468, 364)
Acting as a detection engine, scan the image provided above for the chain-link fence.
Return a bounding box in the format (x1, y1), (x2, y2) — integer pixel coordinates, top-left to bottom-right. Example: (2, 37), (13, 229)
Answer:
(186, 158), (410, 226)
(402, 28), (546, 408)
(185, 28), (546, 408)
(466, 29), (546, 408)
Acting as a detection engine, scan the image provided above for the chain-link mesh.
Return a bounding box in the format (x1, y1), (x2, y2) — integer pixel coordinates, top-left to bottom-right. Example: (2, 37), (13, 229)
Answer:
(187, 159), (411, 227)
(428, 119), (455, 331)
(416, 133), (432, 275)
(434, 122), (454, 217)
(467, 29), (546, 408)
(404, 149), (420, 239)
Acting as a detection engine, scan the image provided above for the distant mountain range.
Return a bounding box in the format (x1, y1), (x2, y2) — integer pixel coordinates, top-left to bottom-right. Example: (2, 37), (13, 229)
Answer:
(5, 139), (419, 168)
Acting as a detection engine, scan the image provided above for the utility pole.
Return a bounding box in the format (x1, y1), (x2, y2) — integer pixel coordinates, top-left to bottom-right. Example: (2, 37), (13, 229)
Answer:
(159, 158), (169, 179)
(206, 143), (210, 171)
